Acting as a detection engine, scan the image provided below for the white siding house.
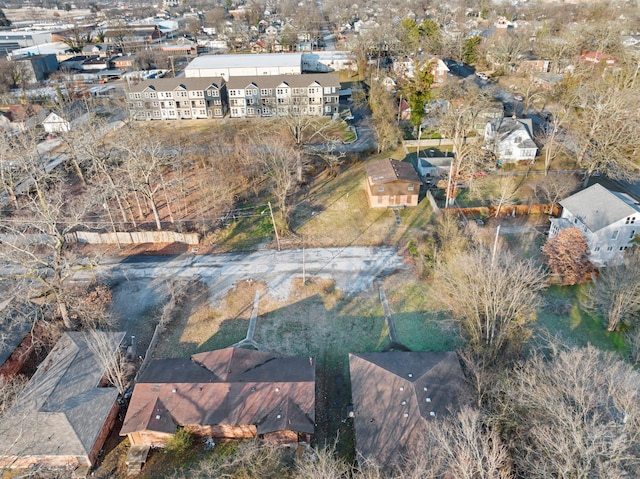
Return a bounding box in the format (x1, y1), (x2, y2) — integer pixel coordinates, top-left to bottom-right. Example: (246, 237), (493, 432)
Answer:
(549, 183), (640, 266)
(484, 117), (537, 164)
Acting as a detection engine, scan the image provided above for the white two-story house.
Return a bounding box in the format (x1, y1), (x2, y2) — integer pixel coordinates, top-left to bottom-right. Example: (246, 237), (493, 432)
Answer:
(549, 183), (640, 266)
(484, 117), (537, 164)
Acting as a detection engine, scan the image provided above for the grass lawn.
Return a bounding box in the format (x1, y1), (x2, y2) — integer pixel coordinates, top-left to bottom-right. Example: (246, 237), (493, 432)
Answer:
(535, 285), (627, 355)
(291, 151), (435, 249)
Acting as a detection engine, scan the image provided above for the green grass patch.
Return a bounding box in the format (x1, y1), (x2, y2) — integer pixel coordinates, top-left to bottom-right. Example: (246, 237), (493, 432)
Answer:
(208, 211), (274, 252)
(292, 154), (434, 248)
(535, 285), (627, 354)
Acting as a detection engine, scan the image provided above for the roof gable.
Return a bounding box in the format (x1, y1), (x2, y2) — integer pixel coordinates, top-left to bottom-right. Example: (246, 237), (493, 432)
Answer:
(349, 351), (466, 467)
(365, 158), (420, 185)
(122, 348), (315, 437)
(560, 183), (640, 232)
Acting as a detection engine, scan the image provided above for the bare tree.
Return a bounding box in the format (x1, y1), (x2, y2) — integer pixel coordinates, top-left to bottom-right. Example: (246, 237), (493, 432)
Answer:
(413, 407), (513, 479)
(499, 346), (640, 479)
(584, 249), (640, 331)
(252, 137), (300, 229)
(83, 330), (130, 396)
(0, 375), (27, 420)
(434, 247), (546, 359)
(542, 227), (593, 285)
(117, 127), (172, 230)
(369, 80), (402, 153)
(309, 140), (347, 177)
(469, 176), (520, 217)
(569, 81), (640, 185)
(528, 174), (579, 214)
(437, 83), (494, 180)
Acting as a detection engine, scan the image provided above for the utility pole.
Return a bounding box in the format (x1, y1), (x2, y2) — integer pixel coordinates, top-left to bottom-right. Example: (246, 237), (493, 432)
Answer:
(268, 201), (281, 251)
(491, 225), (501, 268)
(445, 160), (454, 208)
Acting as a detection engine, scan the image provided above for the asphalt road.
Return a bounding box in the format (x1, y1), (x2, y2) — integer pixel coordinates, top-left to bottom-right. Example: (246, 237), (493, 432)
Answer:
(76, 246), (407, 302)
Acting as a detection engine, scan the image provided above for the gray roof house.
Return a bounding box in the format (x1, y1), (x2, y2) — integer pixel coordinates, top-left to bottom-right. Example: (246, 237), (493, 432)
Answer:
(0, 331), (125, 469)
(484, 117), (537, 164)
(349, 351), (466, 468)
(549, 183), (640, 266)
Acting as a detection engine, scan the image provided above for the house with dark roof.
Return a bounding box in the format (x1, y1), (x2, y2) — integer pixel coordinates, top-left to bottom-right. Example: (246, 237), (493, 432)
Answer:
(349, 351), (466, 468)
(549, 183), (640, 266)
(120, 347), (315, 447)
(364, 158), (421, 208)
(0, 331), (125, 469)
(484, 117), (537, 164)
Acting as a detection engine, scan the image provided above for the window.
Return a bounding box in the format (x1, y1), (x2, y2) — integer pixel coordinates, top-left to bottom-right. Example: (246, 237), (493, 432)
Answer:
(136, 101), (143, 108)
(261, 89), (269, 95)
(594, 246), (601, 252)
(149, 92), (157, 99)
(214, 108), (221, 116)
(152, 101), (159, 107)
(153, 111), (160, 118)
(144, 92), (149, 98)
(408, 184), (415, 191)
(378, 186), (384, 192)
(247, 107), (255, 115)
(626, 216), (636, 224)
(612, 230), (619, 240)
(607, 246), (614, 252)
(631, 231), (636, 238)
(620, 246), (625, 251)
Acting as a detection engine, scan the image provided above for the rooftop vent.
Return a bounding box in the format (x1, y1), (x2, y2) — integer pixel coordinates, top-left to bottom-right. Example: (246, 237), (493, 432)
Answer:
(399, 386), (404, 391)
(276, 414), (281, 419)
(172, 388), (177, 393)
(429, 411), (436, 417)
(403, 413), (409, 418)
(401, 400), (407, 406)
(408, 373), (413, 378)
(275, 387), (280, 392)
(423, 387), (428, 391)
(426, 398), (431, 402)
(155, 415), (161, 420)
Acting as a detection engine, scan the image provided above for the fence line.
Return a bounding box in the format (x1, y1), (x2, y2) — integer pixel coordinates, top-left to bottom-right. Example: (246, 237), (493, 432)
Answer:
(66, 230), (200, 245)
(426, 190), (440, 214)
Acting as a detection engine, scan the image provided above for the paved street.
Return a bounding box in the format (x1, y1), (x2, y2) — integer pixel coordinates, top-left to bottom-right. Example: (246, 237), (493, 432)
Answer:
(77, 246), (406, 302)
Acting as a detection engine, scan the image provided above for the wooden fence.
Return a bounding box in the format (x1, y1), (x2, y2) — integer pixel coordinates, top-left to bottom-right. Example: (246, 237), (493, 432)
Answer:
(66, 230), (200, 245)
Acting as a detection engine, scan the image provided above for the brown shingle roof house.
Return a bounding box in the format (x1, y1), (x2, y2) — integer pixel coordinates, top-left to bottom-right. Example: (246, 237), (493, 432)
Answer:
(365, 158), (421, 208)
(120, 348), (315, 447)
(0, 331), (125, 469)
(349, 351), (466, 468)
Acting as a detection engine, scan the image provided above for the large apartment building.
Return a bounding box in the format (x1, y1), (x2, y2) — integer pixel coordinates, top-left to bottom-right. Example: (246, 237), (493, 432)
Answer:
(126, 77), (227, 120)
(225, 73), (340, 118)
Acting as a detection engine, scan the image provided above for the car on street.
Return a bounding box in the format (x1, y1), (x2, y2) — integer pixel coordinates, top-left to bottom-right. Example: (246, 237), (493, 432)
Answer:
(475, 72), (489, 80)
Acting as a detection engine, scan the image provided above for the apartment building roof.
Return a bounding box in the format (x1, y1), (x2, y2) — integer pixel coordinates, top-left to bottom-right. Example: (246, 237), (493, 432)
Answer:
(226, 73), (340, 90)
(128, 76), (226, 93)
